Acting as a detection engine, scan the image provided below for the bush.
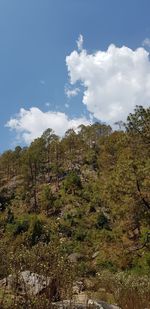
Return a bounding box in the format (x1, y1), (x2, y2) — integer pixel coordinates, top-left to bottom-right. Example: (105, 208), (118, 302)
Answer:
(74, 228), (87, 241)
(96, 271), (150, 309)
(63, 172), (82, 194)
(96, 213), (110, 230)
(28, 217), (50, 246)
(59, 220), (72, 237)
(13, 217), (29, 236)
(0, 241), (75, 308)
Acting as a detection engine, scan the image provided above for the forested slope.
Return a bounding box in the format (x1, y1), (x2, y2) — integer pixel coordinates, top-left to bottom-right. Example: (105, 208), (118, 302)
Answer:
(0, 106), (150, 308)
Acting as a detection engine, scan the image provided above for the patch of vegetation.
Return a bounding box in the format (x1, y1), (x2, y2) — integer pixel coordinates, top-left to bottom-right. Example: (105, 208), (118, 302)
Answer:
(0, 106), (149, 308)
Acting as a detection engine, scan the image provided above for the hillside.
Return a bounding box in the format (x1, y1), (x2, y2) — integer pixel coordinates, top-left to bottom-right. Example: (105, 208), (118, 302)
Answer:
(0, 105), (150, 308)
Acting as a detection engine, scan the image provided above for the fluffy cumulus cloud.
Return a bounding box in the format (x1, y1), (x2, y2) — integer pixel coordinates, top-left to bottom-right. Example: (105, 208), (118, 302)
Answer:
(6, 107), (90, 144)
(66, 40), (150, 124)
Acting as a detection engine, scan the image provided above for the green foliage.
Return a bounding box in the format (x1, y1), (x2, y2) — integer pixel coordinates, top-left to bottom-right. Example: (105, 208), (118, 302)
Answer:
(0, 241), (75, 308)
(0, 106), (150, 307)
(95, 271), (150, 309)
(0, 188), (11, 211)
(6, 216), (29, 237)
(126, 105), (150, 144)
(28, 216), (51, 246)
(6, 208), (14, 224)
(96, 213), (110, 230)
(74, 227), (87, 241)
(63, 171), (82, 193)
(59, 220), (72, 237)
(39, 184), (55, 215)
(13, 217), (29, 236)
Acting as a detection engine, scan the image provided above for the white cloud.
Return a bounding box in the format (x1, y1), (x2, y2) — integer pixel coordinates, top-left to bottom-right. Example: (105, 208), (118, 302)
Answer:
(142, 37), (150, 48)
(65, 86), (80, 98)
(76, 34), (84, 51)
(66, 41), (150, 124)
(6, 107), (90, 144)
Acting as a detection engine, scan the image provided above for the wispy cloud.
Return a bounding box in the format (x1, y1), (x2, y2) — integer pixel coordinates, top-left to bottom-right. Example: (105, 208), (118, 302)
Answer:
(142, 37), (150, 48)
(65, 86), (80, 98)
(45, 102), (51, 107)
(76, 34), (84, 51)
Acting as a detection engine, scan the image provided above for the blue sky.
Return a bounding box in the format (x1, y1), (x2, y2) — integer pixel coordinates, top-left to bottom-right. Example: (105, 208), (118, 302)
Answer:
(1, 0), (150, 151)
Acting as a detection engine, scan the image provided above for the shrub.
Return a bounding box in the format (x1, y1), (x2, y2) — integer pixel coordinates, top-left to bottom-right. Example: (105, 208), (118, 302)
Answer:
(96, 213), (110, 230)
(96, 271), (150, 309)
(13, 217), (29, 236)
(74, 228), (87, 241)
(63, 172), (82, 194)
(28, 217), (50, 246)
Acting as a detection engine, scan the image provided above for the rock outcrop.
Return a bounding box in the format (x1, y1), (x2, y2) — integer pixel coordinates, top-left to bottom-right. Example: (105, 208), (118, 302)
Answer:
(0, 271), (120, 308)
(0, 271), (58, 299)
(52, 298), (120, 309)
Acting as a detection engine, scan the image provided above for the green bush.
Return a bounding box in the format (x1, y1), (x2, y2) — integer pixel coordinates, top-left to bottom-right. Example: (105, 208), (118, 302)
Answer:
(59, 220), (72, 237)
(96, 213), (110, 230)
(6, 219), (29, 237)
(74, 228), (87, 241)
(63, 172), (82, 193)
(13, 218), (29, 236)
(28, 217), (51, 246)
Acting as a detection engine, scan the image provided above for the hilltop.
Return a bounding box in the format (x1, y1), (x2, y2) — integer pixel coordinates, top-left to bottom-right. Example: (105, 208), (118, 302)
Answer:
(0, 106), (150, 308)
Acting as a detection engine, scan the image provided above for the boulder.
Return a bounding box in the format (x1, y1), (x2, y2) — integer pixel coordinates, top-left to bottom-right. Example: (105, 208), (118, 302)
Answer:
(52, 292), (120, 309)
(0, 271), (58, 299)
(18, 271), (51, 295)
(73, 281), (84, 294)
(88, 299), (120, 309)
(52, 298), (120, 309)
(68, 253), (83, 263)
(73, 292), (88, 304)
(84, 278), (95, 290)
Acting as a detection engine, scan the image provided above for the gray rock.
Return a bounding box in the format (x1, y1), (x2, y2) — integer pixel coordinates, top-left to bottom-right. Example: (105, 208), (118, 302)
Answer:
(0, 271), (53, 296)
(52, 299), (120, 309)
(73, 292), (88, 305)
(92, 251), (99, 259)
(68, 253), (83, 263)
(73, 281), (84, 294)
(88, 300), (120, 309)
(19, 271), (51, 295)
(52, 294), (120, 309)
(52, 300), (86, 309)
